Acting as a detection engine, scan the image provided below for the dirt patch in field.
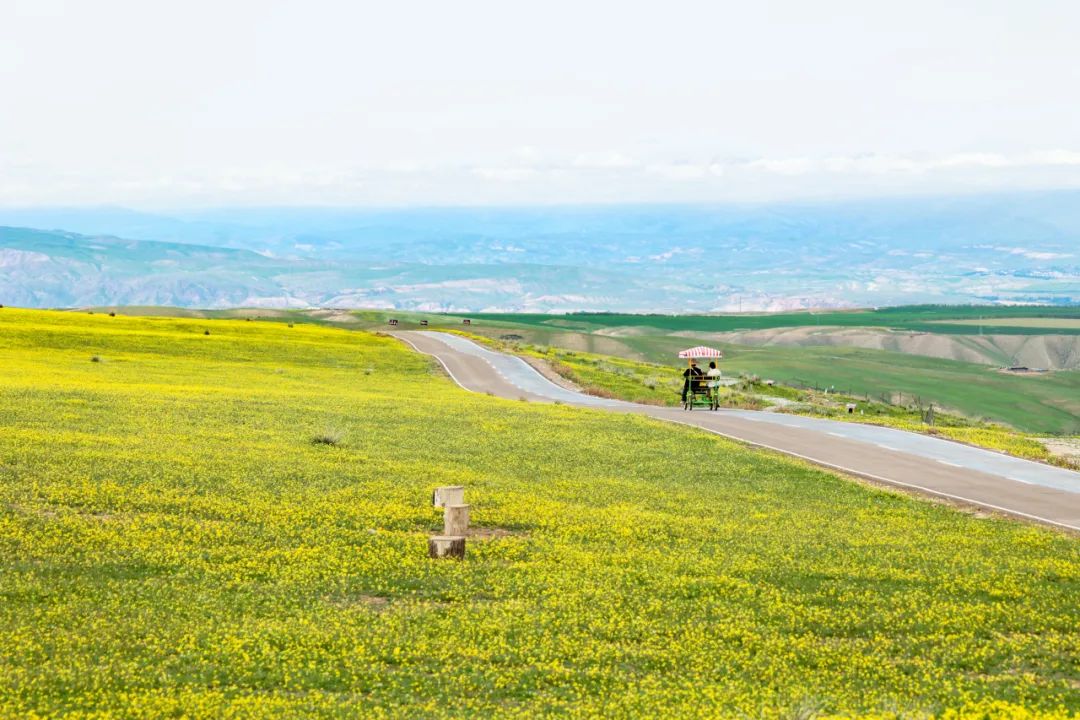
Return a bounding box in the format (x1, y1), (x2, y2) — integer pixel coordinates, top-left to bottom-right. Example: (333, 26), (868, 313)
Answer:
(327, 594), (391, 610)
(230, 308), (290, 319)
(937, 317), (1080, 330)
(1040, 437), (1080, 468)
(533, 331), (647, 360)
(308, 309), (359, 323)
(592, 326), (663, 338)
(686, 326), (1080, 370)
(7, 503), (57, 519)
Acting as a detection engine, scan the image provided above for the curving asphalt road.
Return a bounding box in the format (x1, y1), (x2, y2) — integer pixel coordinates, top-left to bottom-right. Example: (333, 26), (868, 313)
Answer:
(393, 331), (1080, 532)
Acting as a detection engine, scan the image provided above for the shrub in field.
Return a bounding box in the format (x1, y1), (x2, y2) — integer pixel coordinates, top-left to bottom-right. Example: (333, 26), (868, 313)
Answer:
(311, 429), (345, 446)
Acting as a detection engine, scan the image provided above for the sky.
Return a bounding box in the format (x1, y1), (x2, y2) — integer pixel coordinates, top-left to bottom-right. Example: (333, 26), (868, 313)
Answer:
(2, 0), (1080, 207)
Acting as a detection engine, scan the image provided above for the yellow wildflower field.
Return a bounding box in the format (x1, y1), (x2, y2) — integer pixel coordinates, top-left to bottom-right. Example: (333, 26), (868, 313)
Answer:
(0, 309), (1077, 719)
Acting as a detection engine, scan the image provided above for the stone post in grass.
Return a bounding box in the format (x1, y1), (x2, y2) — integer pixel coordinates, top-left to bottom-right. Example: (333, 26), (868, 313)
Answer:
(432, 485), (464, 509)
(429, 486), (469, 559)
(428, 535), (466, 559)
(444, 504), (470, 536)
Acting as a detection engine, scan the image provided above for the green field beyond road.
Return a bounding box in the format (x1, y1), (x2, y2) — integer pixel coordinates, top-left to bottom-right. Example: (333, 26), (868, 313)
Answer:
(84, 305), (1080, 435)
(938, 318), (1080, 329)
(424, 308), (1080, 435)
(470, 305), (1080, 336)
(2, 309), (1078, 718)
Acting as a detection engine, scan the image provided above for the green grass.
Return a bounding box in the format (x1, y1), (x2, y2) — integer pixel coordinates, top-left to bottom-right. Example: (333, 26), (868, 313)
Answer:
(437, 318), (1080, 435)
(99, 304), (1080, 433)
(82, 306), (1080, 433)
(4, 309), (1078, 718)
(514, 342), (686, 406)
(462, 334), (770, 411)
(469, 305), (1080, 336)
(700, 343), (1080, 435)
(467, 333), (1077, 467)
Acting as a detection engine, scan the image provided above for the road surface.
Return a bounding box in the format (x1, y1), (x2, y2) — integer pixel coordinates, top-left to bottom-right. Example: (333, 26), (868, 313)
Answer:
(393, 331), (1080, 532)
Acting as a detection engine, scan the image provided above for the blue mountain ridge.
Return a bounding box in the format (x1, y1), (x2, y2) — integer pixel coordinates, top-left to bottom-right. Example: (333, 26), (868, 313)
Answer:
(1, 192), (1078, 311)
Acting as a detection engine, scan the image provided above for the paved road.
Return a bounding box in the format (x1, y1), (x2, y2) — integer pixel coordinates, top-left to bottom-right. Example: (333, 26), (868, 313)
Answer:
(394, 331), (1080, 532)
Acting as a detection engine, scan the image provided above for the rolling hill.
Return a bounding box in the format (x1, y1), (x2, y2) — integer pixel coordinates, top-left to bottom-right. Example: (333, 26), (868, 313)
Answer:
(0, 308), (1077, 717)
(3, 191), (1080, 311)
(0, 226), (651, 311)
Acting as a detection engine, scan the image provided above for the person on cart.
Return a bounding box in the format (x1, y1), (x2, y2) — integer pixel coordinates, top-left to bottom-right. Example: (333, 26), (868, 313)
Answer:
(706, 361), (722, 385)
(681, 359), (704, 403)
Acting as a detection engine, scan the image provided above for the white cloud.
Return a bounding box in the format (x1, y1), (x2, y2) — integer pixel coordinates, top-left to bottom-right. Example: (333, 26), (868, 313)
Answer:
(744, 157), (815, 176)
(645, 163), (709, 181)
(512, 146), (543, 163)
(571, 152), (637, 169)
(1027, 149), (1080, 166)
(735, 149), (1080, 177)
(4, 146), (1080, 207)
(471, 167), (537, 181)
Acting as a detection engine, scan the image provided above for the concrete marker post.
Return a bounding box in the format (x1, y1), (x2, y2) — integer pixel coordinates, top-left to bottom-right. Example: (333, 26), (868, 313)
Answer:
(433, 485), (465, 508)
(428, 536), (466, 559)
(444, 504), (470, 536)
(430, 487), (468, 559)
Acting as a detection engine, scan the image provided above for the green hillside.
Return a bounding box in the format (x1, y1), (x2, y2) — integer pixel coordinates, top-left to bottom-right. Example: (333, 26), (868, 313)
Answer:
(470, 305), (1080, 336)
(2, 309), (1078, 718)
(390, 311), (1080, 435)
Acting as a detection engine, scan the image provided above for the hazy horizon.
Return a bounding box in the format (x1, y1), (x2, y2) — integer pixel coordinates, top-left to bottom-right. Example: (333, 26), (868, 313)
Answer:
(3, 191), (1078, 312)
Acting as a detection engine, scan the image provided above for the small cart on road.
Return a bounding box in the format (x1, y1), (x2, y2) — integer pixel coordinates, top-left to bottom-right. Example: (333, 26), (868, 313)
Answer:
(678, 346), (725, 411)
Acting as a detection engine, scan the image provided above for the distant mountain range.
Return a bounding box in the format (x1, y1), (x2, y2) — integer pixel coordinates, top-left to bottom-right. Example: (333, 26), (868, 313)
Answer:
(2, 192), (1079, 311)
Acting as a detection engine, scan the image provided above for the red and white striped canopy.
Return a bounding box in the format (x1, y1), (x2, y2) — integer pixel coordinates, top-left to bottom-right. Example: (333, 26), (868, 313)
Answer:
(678, 346), (724, 359)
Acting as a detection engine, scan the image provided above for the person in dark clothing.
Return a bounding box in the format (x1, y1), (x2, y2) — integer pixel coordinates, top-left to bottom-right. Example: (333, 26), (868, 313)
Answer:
(681, 359), (704, 402)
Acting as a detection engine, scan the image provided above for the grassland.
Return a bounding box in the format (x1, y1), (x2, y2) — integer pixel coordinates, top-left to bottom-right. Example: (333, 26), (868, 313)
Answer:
(938, 318), (1080, 330)
(460, 332), (1077, 468)
(469, 305), (1080, 336)
(83, 305), (1080, 434)
(2, 308), (1079, 718)
(418, 313), (1080, 435)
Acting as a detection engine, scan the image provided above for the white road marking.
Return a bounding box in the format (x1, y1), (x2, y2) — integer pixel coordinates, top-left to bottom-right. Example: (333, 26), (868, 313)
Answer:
(391, 333), (477, 394)
(398, 332), (1080, 534)
(661, 417), (1080, 534)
